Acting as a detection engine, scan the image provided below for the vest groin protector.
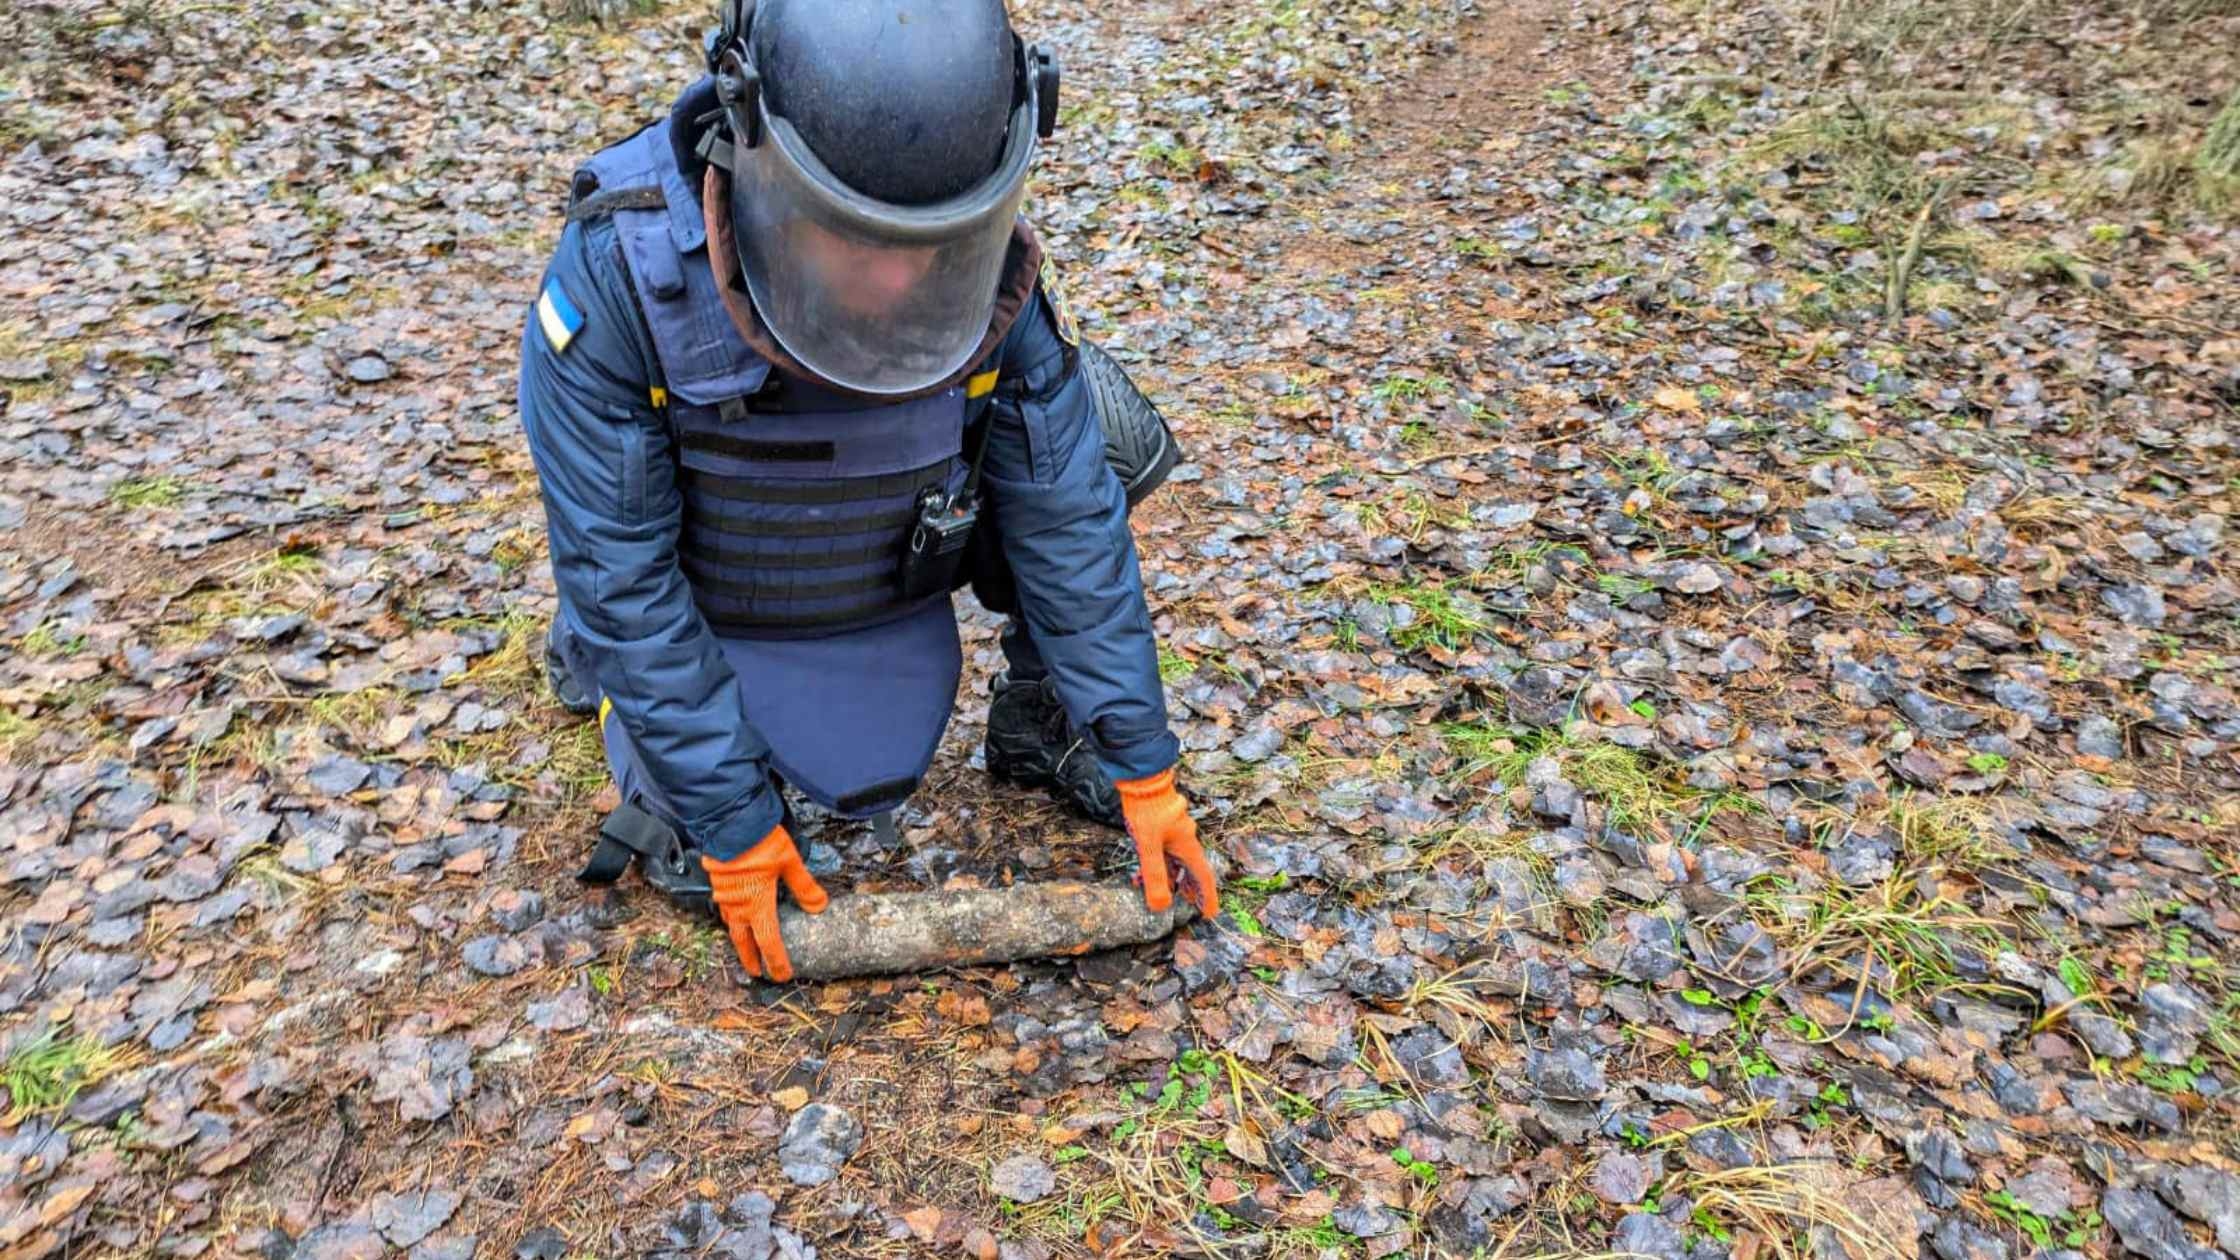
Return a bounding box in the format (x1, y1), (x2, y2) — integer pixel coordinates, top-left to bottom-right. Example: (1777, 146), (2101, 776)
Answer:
(584, 600), (966, 823)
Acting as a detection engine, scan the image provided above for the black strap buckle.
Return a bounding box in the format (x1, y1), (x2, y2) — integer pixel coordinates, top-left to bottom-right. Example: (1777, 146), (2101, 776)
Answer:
(579, 803), (716, 918)
(694, 128), (737, 176)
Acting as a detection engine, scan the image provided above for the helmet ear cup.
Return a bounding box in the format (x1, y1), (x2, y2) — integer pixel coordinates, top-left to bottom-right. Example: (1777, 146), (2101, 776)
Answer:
(706, 1), (745, 74)
(713, 47), (762, 150)
(1029, 43), (1061, 139)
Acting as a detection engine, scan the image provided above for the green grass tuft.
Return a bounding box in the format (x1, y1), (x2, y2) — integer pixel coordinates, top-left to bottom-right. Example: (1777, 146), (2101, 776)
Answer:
(4, 1029), (130, 1122)
(1744, 868), (2014, 1001)
(2195, 87), (2240, 210)
(1885, 793), (2012, 871)
(1368, 581), (1486, 652)
(0, 708), (37, 758)
(108, 475), (188, 509)
(1597, 572), (1657, 601)
(1441, 723), (1748, 837)
(1158, 648), (1196, 683)
(17, 622), (84, 658)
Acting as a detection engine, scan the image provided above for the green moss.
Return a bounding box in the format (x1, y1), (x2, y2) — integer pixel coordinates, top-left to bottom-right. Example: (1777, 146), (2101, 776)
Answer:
(108, 475), (188, 509)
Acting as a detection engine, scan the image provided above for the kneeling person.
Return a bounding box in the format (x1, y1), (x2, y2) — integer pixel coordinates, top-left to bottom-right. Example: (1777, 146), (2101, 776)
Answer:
(517, 0), (1218, 981)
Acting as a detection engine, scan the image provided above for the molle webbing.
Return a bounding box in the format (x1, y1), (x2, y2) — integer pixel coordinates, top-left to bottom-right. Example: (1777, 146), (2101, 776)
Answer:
(669, 382), (975, 634)
(676, 452), (955, 630)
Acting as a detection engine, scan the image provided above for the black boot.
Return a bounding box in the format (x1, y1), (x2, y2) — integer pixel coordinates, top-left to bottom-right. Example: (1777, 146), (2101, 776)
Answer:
(543, 630), (598, 717)
(984, 674), (1124, 828)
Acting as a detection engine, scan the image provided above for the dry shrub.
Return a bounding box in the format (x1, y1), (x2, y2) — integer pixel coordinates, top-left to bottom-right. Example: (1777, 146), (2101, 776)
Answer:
(2197, 87), (2240, 207)
(1814, 0), (2240, 87)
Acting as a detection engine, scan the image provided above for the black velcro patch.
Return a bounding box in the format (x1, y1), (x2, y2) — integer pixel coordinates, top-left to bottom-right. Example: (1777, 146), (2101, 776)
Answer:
(681, 433), (837, 462)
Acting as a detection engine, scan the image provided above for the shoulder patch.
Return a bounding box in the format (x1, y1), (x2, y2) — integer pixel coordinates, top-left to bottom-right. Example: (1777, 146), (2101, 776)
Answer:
(537, 281), (585, 354)
(1038, 256), (1081, 348)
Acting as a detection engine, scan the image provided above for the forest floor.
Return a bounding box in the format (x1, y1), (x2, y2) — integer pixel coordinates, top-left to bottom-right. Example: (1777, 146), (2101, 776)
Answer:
(3, 0), (2238, 1257)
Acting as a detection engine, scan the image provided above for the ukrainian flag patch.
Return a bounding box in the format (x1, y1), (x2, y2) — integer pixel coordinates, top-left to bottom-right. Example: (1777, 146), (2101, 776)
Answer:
(537, 282), (584, 354)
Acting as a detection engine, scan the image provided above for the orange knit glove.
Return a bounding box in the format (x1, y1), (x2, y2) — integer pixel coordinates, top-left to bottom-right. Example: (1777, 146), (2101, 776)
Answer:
(702, 825), (829, 982)
(1114, 767), (1219, 917)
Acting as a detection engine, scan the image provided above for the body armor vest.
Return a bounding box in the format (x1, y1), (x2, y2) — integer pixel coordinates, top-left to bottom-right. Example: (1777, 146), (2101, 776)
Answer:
(571, 118), (986, 640)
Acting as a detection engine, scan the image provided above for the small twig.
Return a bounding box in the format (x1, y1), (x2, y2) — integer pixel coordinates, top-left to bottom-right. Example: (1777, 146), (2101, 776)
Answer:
(2084, 310), (2231, 337)
(2029, 994), (2099, 1036)
(1647, 1100), (1777, 1148)
(1884, 179), (1952, 321)
(1810, 0), (1845, 93)
(1401, 445), (1501, 472)
(1794, 937), (1878, 1046)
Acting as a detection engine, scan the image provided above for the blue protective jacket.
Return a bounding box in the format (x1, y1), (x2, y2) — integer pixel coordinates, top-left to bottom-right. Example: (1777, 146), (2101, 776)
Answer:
(516, 146), (1177, 861)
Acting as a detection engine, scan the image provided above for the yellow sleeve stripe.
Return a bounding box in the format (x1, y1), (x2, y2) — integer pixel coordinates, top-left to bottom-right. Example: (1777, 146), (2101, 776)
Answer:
(966, 369), (1000, 398)
(598, 695), (612, 728)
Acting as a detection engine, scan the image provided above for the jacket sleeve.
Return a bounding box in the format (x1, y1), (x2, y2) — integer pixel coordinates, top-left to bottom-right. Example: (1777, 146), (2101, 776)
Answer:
(981, 286), (1181, 782)
(516, 217), (785, 861)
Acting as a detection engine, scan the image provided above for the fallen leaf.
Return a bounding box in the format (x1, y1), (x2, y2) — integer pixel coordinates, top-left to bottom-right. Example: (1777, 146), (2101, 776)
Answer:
(902, 1206), (944, 1243)
(1223, 1125), (1268, 1166)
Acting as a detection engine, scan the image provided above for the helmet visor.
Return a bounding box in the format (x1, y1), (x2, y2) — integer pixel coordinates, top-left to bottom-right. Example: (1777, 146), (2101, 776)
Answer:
(730, 94), (1036, 396)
